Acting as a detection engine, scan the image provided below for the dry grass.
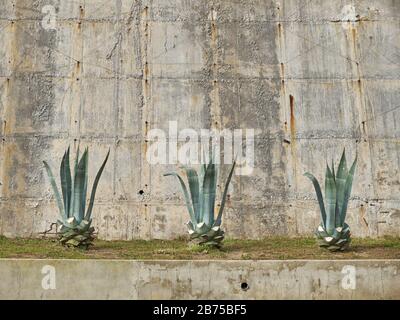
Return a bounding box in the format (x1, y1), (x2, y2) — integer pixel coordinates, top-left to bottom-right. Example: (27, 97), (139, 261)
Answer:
(1, 236), (399, 260)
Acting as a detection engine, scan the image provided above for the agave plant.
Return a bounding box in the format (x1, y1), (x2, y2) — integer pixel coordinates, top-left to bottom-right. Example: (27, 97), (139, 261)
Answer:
(164, 155), (236, 248)
(304, 149), (357, 251)
(43, 147), (109, 249)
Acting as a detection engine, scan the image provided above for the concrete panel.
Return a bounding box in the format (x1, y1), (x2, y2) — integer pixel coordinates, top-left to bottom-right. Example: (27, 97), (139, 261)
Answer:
(149, 22), (207, 79)
(216, 21), (280, 79)
(219, 79), (281, 134)
(0, 259), (399, 299)
(357, 22), (400, 79)
(282, 22), (357, 80)
(150, 79), (209, 131)
(283, 80), (360, 138)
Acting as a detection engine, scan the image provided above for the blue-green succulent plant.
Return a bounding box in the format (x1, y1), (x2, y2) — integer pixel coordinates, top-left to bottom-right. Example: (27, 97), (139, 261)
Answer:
(43, 147), (109, 248)
(304, 149), (357, 251)
(165, 153), (236, 248)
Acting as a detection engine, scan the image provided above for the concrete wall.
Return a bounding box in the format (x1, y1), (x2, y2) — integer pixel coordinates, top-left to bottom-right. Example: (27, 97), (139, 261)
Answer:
(0, 1), (399, 239)
(0, 259), (399, 299)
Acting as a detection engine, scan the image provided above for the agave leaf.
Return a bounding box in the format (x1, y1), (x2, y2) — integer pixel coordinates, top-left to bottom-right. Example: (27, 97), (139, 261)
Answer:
(60, 147), (72, 218)
(198, 148), (207, 221)
(43, 161), (66, 221)
(78, 219), (92, 232)
(214, 160), (236, 227)
(331, 159), (335, 183)
(336, 149), (349, 179)
(74, 146), (80, 173)
(196, 221), (209, 234)
(164, 172), (197, 225)
(85, 149), (110, 221)
(80, 147), (89, 218)
(199, 159), (207, 190)
(340, 154), (357, 225)
(199, 163), (206, 185)
(72, 149), (88, 222)
(325, 165), (336, 234)
(71, 145), (80, 220)
(184, 167), (201, 222)
(201, 159), (217, 227)
(304, 172), (327, 229)
(335, 149), (348, 226)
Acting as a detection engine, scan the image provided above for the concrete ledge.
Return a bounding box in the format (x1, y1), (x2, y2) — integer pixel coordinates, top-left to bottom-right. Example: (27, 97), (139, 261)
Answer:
(0, 259), (399, 299)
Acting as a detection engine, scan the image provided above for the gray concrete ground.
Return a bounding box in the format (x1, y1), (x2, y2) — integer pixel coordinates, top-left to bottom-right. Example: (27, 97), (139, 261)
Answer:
(0, 259), (399, 299)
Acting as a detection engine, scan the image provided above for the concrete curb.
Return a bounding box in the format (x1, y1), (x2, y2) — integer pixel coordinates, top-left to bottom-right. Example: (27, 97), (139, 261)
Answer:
(0, 259), (399, 299)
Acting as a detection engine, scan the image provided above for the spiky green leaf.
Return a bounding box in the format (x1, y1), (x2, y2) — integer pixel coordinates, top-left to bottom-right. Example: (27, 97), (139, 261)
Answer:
(304, 172), (327, 229)
(60, 147), (72, 217)
(80, 147), (89, 218)
(336, 149), (349, 180)
(164, 172), (197, 225)
(214, 160), (236, 227)
(43, 161), (66, 221)
(72, 149), (88, 222)
(340, 154), (357, 225)
(85, 149), (110, 221)
(201, 160), (217, 226)
(71, 146), (80, 219)
(335, 149), (348, 226)
(184, 167), (201, 222)
(198, 149), (207, 220)
(325, 165), (336, 233)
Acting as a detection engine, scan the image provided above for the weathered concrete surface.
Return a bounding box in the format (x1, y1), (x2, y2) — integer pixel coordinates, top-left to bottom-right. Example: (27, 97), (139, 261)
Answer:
(0, 1), (400, 239)
(0, 259), (399, 299)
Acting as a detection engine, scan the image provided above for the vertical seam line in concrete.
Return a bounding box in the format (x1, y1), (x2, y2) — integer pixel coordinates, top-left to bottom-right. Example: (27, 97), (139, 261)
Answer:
(112, 2), (123, 199)
(350, 4), (378, 235)
(139, 0), (151, 239)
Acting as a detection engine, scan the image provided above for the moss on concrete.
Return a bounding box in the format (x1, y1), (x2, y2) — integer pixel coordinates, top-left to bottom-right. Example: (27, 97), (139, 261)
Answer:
(0, 236), (399, 259)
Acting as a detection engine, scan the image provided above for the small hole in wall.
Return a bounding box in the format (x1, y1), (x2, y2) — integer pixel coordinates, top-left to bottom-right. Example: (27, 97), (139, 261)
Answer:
(241, 282), (249, 291)
(138, 190), (144, 195)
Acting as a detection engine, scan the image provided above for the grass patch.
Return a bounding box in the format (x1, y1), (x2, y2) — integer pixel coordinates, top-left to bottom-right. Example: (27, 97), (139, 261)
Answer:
(0, 236), (399, 260)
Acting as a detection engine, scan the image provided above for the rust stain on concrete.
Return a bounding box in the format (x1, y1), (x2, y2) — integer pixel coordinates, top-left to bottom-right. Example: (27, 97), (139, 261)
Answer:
(289, 94), (296, 139)
(209, 8), (220, 130)
(289, 94), (297, 185)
